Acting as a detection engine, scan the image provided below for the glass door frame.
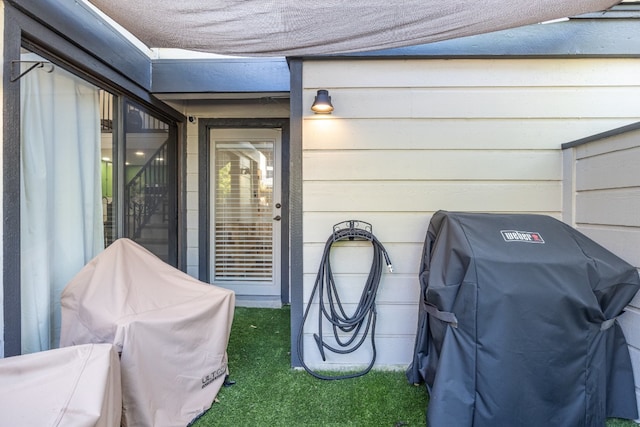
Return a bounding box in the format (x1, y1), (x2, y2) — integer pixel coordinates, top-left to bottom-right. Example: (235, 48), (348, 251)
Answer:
(121, 100), (179, 265)
(209, 129), (282, 303)
(198, 118), (290, 304)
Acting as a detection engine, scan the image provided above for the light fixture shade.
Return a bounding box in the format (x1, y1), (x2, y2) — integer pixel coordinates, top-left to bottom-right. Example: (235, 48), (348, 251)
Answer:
(311, 89), (334, 114)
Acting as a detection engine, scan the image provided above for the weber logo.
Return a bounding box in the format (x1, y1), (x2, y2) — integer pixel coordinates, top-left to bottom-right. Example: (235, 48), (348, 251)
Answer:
(501, 230), (544, 244)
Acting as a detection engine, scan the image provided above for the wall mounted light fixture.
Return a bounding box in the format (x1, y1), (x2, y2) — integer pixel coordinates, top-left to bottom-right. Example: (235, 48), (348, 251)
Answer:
(311, 89), (334, 114)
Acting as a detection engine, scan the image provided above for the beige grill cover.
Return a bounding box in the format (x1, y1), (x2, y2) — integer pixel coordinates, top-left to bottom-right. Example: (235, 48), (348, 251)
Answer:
(0, 343), (122, 427)
(60, 238), (235, 427)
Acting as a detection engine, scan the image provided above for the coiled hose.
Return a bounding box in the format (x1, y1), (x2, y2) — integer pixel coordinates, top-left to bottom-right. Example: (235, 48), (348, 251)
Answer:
(297, 221), (392, 380)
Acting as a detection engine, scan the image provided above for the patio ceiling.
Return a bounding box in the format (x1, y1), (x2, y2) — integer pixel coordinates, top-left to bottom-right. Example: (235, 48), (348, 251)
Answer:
(87, 0), (620, 57)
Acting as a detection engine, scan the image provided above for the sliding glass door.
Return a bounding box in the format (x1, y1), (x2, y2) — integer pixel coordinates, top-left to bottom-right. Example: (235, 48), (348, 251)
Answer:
(18, 51), (178, 354)
(19, 51), (105, 353)
(123, 102), (173, 263)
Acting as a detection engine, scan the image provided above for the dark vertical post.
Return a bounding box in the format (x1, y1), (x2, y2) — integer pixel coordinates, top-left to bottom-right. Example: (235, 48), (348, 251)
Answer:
(288, 59), (303, 367)
(198, 119), (210, 282)
(3, 9), (22, 356)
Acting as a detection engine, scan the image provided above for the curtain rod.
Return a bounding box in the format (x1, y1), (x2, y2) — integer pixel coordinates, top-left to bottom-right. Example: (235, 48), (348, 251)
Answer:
(10, 60), (54, 83)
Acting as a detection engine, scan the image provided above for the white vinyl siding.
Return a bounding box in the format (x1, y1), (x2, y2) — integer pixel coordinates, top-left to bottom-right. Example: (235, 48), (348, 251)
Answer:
(301, 58), (640, 370)
(563, 127), (640, 416)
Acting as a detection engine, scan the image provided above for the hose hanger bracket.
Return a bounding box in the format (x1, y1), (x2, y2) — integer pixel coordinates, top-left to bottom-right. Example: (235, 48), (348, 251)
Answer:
(332, 220), (373, 242)
(298, 220), (392, 380)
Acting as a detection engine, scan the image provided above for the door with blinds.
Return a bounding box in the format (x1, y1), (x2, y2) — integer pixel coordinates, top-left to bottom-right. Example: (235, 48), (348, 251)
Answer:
(210, 129), (282, 306)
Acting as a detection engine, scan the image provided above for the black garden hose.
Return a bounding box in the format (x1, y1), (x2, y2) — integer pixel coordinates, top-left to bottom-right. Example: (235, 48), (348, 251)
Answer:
(297, 221), (392, 380)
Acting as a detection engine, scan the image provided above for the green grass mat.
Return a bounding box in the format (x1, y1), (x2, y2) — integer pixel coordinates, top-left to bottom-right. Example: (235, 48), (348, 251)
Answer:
(192, 307), (637, 427)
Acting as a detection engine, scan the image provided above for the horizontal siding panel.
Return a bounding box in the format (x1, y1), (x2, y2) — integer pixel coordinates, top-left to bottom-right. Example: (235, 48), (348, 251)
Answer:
(575, 188), (640, 227)
(186, 191), (199, 210)
(182, 102), (289, 118)
(575, 226), (640, 268)
(303, 150), (561, 181)
(186, 153), (199, 173)
(636, 390), (640, 424)
(629, 347), (640, 423)
(304, 181), (561, 212)
(186, 247), (198, 263)
(303, 59), (640, 89)
(303, 242), (422, 276)
(619, 310), (640, 350)
(186, 266), (198, 278)
(303, 212), (432, 243)
(186, 211), (198, 229)
(575, 147), (640, 190)
(300, 334), (415, 369)
(303, 87), (640, 119)
(301, 303), (418, 336)
(575, 129), (640, 159)
(304, 118), (635, 151)
(629, 347), (640, 387)
(631, 288), (640, 309)
(303, 212), (560, 244)
(302, 274), (420, 304)
(186, 172), (198, 192)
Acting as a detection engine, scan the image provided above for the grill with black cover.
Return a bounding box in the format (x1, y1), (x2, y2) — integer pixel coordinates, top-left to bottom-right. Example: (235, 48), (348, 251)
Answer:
(407, 211), (640, 427)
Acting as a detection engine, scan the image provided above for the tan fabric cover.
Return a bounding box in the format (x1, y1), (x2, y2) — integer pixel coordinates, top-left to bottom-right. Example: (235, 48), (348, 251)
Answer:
(60, 238), (235, 427)
(0, 343), (122, 427)
(88, 0), (620, 56)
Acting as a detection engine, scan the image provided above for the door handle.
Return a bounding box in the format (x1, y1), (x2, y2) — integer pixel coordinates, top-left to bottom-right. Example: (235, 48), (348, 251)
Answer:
(273, 215), (281, 221)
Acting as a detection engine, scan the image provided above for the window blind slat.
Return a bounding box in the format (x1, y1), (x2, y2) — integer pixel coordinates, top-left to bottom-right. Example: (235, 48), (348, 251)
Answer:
(214, 140), (274, 282)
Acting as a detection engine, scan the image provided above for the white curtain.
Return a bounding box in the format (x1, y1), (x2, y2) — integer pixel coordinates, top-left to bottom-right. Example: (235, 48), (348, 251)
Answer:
(20, 55), (104, 353)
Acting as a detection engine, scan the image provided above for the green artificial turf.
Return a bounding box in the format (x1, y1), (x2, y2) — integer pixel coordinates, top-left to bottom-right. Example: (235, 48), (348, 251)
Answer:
(192, 307), (638, 427)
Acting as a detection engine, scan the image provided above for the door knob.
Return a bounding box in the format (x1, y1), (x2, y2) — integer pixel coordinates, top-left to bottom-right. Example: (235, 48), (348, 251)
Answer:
(273, 215), (281, 221)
